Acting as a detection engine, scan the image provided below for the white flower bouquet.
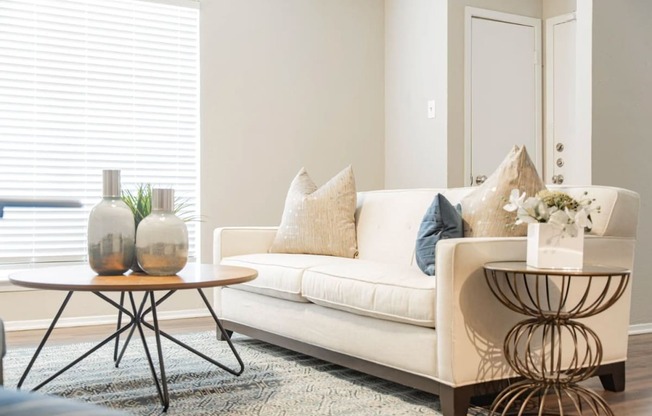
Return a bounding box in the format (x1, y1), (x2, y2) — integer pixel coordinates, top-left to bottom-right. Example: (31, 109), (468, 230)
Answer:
(503, 189), (600, 237)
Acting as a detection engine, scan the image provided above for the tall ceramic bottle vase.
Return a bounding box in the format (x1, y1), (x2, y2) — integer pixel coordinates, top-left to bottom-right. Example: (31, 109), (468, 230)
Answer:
(87, 170), (136, 275)
(136, 188), (188, 276)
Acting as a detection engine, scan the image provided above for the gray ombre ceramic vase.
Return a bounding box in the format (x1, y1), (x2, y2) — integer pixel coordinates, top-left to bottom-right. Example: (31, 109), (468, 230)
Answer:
(136, 188), (188, 276)
(87, 170), (136, 275)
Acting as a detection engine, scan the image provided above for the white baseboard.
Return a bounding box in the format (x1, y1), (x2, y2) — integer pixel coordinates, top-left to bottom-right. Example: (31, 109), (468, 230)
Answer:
(5, 308), (211, 332)
(628, 323), (652, 335)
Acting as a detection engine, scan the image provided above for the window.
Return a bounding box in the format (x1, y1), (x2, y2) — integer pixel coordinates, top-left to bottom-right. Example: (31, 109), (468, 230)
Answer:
(0, 0), (200, 265)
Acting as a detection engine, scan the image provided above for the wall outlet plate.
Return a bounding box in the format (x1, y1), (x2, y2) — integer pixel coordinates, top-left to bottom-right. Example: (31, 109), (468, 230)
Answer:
(427, 100), (435, 119)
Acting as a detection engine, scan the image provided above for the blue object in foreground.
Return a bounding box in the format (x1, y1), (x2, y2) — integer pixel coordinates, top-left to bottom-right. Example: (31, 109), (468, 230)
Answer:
(0, 386), (126, 415)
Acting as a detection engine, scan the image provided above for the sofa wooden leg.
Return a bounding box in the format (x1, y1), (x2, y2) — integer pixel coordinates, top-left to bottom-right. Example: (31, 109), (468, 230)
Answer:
(439, 385), (473, 416)
(599, 361), (626, 392)
(216, 328), (233, 341)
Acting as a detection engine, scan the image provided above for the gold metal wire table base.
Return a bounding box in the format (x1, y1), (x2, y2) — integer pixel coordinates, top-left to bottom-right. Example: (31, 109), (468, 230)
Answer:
(483, 262), (630, 416)
(489, 379), (614, 416)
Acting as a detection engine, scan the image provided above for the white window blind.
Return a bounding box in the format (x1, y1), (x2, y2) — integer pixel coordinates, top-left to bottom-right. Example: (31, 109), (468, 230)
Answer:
(0, 0), (200, 265)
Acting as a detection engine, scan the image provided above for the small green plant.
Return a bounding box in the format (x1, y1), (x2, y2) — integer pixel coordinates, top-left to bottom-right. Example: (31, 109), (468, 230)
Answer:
(122, 183), (198, 226)
(122, 183), (152, 226)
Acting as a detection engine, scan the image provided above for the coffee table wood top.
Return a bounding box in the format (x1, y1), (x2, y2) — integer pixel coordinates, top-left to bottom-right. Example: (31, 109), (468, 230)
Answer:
(9, 263), (257, 292)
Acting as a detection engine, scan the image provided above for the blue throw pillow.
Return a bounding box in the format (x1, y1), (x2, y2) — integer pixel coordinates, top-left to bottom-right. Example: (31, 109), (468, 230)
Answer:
(415, 194), (463, 276)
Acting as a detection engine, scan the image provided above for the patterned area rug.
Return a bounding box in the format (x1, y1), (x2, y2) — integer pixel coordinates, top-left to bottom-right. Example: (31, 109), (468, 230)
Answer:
(3, 331), (488, 415)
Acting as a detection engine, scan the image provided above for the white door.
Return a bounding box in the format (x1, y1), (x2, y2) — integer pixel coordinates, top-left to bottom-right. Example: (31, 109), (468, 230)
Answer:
(545, 14), (587, 185)
(465, 8), (542, 186)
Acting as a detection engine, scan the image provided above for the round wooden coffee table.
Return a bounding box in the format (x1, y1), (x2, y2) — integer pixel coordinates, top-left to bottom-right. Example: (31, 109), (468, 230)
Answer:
(9, 263), (257, 411)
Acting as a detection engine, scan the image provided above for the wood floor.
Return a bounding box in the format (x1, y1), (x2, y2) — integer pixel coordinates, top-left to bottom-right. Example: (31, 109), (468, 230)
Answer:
(4, 318), (652, 415)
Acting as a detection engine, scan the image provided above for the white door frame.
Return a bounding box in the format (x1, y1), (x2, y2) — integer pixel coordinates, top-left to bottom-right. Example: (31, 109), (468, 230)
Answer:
(464, 7), (543, 185)
(545, 12), (576, 183)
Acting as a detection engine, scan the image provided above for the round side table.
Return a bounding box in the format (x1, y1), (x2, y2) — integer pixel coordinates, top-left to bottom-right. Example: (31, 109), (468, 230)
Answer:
(483, 261), (630, 416)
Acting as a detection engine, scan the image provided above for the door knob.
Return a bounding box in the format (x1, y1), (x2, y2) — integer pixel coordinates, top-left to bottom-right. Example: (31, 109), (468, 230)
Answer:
(475, 175), (487, 185)
(552, 174), (564, 184)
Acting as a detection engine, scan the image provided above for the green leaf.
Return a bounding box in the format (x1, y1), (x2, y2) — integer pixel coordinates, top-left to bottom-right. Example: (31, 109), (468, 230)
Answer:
(122, 183), (200, 226)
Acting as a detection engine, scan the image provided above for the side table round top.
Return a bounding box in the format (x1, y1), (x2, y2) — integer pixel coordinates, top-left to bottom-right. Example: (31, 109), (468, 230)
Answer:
(9, 263), (258, 292)
(483, 261), (630, 276)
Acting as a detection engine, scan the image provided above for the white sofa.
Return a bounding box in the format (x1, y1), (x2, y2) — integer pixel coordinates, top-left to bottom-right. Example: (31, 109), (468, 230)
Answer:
(213, 185), (639, 416)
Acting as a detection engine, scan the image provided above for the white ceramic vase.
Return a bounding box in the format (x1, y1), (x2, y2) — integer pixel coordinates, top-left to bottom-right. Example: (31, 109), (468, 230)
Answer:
(136, 188), (188, 276)
(526, 223), (584, 269)
(87, 170), (135, 275)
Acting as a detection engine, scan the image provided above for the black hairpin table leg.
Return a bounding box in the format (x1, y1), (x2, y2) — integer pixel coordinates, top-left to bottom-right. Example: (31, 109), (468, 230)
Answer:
(139, 288), (245, 376)
(17, 291), (135, 391)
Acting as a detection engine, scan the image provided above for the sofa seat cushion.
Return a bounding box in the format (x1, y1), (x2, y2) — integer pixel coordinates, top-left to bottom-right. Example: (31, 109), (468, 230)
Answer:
(221, 253), (356, 302)
(302, 260), (436, 328)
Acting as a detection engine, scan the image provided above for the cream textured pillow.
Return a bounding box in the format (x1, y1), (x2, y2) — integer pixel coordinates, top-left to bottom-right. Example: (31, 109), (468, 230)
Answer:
(461, 145), (546, 237)
(269, 166), (358, 258)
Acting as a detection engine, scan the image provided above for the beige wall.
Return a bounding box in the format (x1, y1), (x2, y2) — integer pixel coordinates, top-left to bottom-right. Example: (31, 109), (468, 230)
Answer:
(3, 0), (650, 330)
(383, 0), (651, 327)
(592, 0), (652, 326)
(1, 0), (386, 329)
(384, 0), (448, 189)
(542, 0), (576, 18)
(199, 0), (386, 262)
(385, 0), (543, 189)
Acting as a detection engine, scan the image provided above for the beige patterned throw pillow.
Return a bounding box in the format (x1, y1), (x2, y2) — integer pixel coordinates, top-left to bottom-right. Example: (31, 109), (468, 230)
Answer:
(269, 166), (358, 258)
(461, 145), (546, 237)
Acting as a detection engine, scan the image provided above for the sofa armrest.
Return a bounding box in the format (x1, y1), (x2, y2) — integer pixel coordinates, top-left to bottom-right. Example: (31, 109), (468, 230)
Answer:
(434, 236), (635, 387)
(213, 226), (278, 263)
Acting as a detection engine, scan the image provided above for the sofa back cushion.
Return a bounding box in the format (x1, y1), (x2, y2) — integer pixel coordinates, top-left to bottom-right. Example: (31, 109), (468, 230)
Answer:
(355, 189), (440, 264)
(355, 185), (638, 266)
